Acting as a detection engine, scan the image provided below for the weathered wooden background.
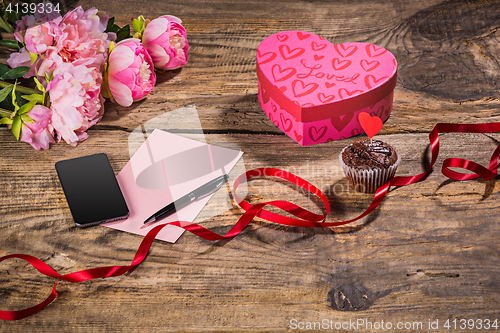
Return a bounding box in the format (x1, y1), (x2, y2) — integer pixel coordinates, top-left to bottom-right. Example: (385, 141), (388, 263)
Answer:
(2, 0), (500, 332)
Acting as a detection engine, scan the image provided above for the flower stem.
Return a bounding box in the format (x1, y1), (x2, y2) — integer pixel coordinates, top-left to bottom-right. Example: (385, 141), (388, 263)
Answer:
(0, 108), (13, 117)
(0, 81), (41, 95)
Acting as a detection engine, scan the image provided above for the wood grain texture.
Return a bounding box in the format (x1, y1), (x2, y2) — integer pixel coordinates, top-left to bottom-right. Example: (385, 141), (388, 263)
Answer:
(2, 0), (500, 332)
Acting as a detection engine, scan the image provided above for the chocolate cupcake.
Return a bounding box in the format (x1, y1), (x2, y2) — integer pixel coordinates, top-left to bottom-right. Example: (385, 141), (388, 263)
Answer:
(339, 139), (400, 193)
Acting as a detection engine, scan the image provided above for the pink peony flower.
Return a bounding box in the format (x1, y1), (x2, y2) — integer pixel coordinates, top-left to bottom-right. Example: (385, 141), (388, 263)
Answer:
(7, 48), (38, 78)
(23, 22), (54, 54)
(104, 38), (156, 107)
(142, 15), (189, 70)
(13, 11), (62, 54)
(47, 61), (104, 146)
(37, 47), (105, 81)
(35, 48), (63, 79)
(6, 5), (113, 149)
(56, 6), (114, 66)
(20, 105), (55, 150)
(8, 6), (113, 77)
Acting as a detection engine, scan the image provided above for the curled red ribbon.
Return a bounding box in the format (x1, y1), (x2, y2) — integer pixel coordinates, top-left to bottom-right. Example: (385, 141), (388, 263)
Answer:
(1, 122), (499, 320)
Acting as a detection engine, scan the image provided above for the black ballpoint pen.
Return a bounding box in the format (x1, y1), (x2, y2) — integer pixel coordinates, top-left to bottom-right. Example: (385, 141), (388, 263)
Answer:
(143, 174), (228, 224)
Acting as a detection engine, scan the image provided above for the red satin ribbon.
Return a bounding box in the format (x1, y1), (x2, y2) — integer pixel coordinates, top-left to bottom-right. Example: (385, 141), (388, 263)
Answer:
(1, 122), (499, 320)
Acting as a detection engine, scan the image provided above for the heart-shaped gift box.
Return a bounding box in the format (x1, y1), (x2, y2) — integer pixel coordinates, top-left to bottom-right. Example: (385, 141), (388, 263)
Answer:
(256, 31), (397, 146)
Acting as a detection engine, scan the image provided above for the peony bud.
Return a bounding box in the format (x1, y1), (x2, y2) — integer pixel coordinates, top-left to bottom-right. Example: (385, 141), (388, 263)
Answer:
(103, 38), (156, 107)
(141, 15), (189, 70)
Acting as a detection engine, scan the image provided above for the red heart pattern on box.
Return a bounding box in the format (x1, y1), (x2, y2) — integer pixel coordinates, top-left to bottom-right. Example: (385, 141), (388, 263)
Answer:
(256, 31), (397, 145)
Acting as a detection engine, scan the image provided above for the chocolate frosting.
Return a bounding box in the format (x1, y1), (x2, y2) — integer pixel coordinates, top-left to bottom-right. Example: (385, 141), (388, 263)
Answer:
(342, 139), (398, 170)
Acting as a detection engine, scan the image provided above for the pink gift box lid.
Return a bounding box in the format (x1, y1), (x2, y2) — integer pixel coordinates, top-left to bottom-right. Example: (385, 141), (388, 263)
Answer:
(256, 31), (398, 123)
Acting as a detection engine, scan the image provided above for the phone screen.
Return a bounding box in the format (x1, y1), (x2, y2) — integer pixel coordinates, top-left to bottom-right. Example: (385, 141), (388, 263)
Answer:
(55, 153), (130, 227)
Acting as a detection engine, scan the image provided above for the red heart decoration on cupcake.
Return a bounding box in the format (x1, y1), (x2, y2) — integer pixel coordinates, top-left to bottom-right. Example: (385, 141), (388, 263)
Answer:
(358, 112), (383, 139)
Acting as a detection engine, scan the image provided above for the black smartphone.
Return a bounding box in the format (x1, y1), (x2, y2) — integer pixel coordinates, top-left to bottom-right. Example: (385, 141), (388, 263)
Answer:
(55, 153), (130, 227)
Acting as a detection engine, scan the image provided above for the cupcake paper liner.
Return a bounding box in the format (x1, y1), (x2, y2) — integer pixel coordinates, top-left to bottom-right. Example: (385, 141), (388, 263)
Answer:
(339, 146), (401, 193)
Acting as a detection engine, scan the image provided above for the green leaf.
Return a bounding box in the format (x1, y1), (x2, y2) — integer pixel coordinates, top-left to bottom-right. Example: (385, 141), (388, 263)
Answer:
(0, 86), (26, 112)
(109, 24), (121, 34)
(132, 18), (142, 33)
(105, 18), (121, 34)
(11, 81), (19, 112)
(4, 8), (23, 30)
(11, 116), (21, 140)
(18, 101), (36, 115)
(116, 25), (131, 43)
(1, 66), (30, 80)
(20, 114), (34, 123)
(0, 63), (10, 77)
(0, 85), (14, 103)
(21, 94), (43, 104)
(0, 117), (13, 125)
(29, 52), (38, 65)
(0, 40), (20, 49)
(106, 17), (115, 31)
(0, 16), (14, 33)
(33, 77), (45, 93)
